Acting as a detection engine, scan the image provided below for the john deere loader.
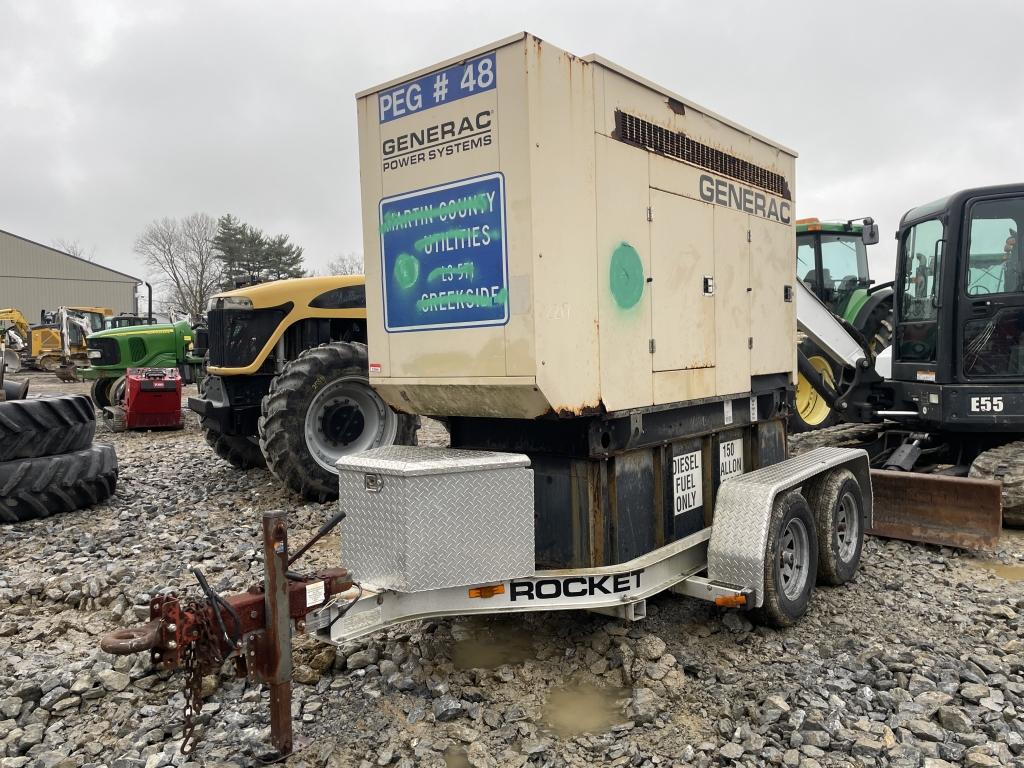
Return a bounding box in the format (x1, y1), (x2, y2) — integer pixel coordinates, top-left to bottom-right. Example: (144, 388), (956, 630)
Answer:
(189, 275), (416, 501)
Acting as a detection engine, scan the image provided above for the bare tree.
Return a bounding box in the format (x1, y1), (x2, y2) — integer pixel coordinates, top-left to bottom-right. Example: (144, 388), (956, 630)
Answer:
(326, 252), (364, 275)
(53, 238), (96, 262)
(134, 214), (222, 320)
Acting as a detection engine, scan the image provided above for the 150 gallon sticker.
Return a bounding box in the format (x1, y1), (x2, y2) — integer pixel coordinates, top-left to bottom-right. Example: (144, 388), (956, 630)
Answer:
(379, 173), (509, 332)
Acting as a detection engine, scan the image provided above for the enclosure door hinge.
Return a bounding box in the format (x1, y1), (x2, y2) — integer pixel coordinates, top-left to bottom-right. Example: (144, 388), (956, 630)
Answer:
(747, 229), (752, 242)
(646, 206), (653, 222)
(748, 337), (753, 350)
(649, 338), (656, 354)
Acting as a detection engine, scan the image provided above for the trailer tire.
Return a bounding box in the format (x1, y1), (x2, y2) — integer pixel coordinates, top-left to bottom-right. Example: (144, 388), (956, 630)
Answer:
(0, 395), (96, 462)
(91, 378), (116, 409)
(259, 342), (417, 502)
(204, 428), (266, 470)
(755, 491), (818, 628)
(0, 444), (118, 524)
(803, 469), (864, 585)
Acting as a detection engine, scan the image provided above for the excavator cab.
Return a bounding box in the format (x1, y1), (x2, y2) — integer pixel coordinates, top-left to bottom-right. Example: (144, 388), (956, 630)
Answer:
(890, 184), (1024, 430)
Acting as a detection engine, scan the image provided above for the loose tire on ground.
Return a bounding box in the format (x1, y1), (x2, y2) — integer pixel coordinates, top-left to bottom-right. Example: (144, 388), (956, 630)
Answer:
(91, 378), (116, 409)
(259, 342), (417, 502)
(969, 441), (1024, 528)
(802, 468), (865, 585)
(755, 491), (818, 628)
(0, 444), (118, 523)
(0, 394), (96, 462)
(205, 428), (266, 470)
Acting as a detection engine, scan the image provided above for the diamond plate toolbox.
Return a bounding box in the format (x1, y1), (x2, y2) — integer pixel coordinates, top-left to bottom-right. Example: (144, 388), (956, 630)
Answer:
(336, 446), (535, 592)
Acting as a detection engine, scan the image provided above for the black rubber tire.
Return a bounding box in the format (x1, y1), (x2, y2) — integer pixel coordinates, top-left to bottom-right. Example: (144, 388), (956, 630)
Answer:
(259, 342), (417, 502)
(802, 469), (864, 586)
(204, 428), (266, 470)
(969, 441), (1024, 528)
(754, 491), (818, 628)
(0, 444), (118, 523)
(0, 395), (96, 462)
(110, 375), (127, 406)
(860, 296), (894, 355)
(91, 378), (116, 409)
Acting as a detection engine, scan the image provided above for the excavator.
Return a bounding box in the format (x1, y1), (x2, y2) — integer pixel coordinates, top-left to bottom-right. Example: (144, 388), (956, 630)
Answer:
(796, 183), (1024, 545)
(0, 306), (109, 372)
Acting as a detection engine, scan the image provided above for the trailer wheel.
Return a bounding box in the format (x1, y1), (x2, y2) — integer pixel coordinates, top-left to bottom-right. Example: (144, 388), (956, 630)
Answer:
(204, 428), (266, 470)
(0, 394), (96, 462)
(259, 342), (417, 502)
(756, 491), (818, 628)
(803, 469), (864, 585)
(91, 378), (115, 409)
(0, 444), (118, 524)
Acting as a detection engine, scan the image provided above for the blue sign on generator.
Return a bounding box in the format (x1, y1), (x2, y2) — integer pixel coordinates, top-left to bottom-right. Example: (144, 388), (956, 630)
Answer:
(378, 53), (496, 124)
(379, 173), (509, 333)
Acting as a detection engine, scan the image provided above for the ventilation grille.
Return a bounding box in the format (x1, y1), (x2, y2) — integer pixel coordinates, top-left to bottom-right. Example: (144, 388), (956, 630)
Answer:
(614, 111), (790, 200)
(128, 337), (147, 362)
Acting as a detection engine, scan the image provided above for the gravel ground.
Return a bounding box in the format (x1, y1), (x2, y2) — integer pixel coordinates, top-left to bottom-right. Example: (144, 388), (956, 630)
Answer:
(1, 372), (1023, 768)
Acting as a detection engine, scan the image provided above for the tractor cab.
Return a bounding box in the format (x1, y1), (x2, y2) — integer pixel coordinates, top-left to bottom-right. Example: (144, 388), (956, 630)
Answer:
(796, 218), (881, 322)
(889, 184), (1024, 429)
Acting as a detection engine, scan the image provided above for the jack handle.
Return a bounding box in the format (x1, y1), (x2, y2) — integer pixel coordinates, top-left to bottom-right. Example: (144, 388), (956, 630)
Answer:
(287, 510), (346, 568)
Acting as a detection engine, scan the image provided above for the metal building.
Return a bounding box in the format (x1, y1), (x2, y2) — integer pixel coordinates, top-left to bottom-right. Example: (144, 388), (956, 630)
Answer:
(0, 229), (139, 322)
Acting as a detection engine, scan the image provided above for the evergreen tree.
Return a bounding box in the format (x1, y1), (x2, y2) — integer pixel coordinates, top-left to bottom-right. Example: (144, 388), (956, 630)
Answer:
(212, 214), (306, 288)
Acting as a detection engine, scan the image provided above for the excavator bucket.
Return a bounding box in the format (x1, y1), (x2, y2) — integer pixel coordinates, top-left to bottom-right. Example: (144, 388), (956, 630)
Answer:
(54, 362), (80, 382)
(868, 470), (1002, 550)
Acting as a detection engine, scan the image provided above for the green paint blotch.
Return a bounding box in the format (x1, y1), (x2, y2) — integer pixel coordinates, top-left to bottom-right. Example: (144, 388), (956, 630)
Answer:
(609, 243), (644, 309)
(393, 253), (420, 289)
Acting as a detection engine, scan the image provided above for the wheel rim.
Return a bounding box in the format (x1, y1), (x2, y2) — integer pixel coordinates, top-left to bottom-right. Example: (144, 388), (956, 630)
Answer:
(778, 516), (811, 600)
(303, 376), (397, 473)
(835, 489), (860, 562)
(795, 355), (836, 426)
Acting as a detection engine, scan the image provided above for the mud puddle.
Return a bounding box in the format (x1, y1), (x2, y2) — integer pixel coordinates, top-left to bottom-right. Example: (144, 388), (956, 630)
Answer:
(450, 619), (535, 670)
(540, 682), (627, 738)
(964, 558), (1024, 582)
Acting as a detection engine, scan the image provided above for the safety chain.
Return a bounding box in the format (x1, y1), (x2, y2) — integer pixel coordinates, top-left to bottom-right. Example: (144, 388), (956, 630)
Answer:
(180, 607), (220, 755)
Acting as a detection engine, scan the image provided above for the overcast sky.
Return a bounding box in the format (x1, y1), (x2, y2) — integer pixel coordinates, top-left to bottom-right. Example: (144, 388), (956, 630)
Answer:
(2, 0), (1022, 286)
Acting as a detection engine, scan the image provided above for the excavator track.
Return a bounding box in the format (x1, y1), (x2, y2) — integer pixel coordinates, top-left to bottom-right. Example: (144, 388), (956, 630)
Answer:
(970, 440), (1024, 528)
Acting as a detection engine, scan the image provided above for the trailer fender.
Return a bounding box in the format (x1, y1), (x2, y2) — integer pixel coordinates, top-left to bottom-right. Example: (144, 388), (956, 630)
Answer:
(707, 447), (871, 607)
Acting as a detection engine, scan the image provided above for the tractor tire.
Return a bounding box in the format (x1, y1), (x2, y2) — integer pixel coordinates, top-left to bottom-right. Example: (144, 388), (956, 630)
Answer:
(110, 375), (127, 406)
(790, 341), (841, 434)
(91, 378), (116, 409)
(259, 342), (417, 502)
(0, 395), (96, 462)
(204, 428), (266, 470)
(802, 469), (865, 586)
(754, 491), (818, 628)
(35, 355), (61, 373)
(0, 444), (118, 524)
(861, 296), (894, 355)
(969, 441), (1024, 528)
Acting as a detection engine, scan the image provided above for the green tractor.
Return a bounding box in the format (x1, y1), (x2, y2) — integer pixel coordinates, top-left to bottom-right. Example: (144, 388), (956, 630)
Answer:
(792, 217), (893, 431)
(80, 320), (206, 408)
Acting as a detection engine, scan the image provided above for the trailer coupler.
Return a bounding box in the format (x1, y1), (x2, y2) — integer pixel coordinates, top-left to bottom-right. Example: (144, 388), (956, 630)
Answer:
(99, 510), (353, 759)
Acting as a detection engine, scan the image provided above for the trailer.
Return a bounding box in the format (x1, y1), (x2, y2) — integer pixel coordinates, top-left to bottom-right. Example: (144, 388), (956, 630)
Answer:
(102, 33), (873, 759)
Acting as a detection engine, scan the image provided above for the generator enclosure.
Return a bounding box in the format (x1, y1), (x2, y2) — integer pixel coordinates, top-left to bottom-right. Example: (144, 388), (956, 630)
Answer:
(123, 368), (183, 430)
(336, 446), (534, 591)
(357, 32), (797, 420)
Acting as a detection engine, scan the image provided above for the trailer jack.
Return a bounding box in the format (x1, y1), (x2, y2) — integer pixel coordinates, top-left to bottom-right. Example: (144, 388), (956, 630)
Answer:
(100, 510), (353, 759)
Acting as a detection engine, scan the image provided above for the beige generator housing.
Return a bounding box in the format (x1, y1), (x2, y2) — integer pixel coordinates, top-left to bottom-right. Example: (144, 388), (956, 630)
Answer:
(358, 32), (796, 420)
